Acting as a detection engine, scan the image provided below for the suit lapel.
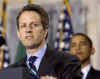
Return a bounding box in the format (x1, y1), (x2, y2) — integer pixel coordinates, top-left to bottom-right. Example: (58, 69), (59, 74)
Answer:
(16, 56), (32, 74)
(86, 67), (95, 79)
(38, 47), (56, 77)
(38, 47), (51, 75)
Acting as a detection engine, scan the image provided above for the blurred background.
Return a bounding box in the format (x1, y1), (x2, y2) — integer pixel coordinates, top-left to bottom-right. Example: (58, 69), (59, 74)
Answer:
(0, 0), (100, 70)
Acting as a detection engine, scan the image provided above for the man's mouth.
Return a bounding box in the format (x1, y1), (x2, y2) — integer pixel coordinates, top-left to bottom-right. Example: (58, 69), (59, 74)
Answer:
(25, 36), (33, 39)
(77, 51), (82, 54)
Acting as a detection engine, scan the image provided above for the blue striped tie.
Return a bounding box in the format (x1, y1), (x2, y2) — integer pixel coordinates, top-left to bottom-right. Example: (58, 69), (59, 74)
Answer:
(27, 56), (39, 79)
(29, 56), (37, 71)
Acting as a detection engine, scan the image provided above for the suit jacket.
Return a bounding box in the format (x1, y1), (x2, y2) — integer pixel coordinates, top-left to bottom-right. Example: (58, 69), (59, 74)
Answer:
(9, 47), (82, 79)
(86, 67), (100, 79)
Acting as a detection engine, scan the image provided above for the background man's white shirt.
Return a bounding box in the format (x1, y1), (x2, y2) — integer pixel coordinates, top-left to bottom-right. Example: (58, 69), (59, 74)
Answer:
(81, 64), (91, 79)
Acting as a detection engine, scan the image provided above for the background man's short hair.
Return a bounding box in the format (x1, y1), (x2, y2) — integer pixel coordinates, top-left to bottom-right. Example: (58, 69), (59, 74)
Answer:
(70, 33), (93, 48)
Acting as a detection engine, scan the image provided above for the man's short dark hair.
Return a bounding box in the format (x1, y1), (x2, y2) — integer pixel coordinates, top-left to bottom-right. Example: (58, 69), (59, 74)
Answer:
(70, 33), (93, 48)
(17, 4), (49, 29)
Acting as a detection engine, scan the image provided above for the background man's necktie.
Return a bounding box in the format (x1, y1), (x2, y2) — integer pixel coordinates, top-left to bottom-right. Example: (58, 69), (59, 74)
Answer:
(81, 71), (83, 79)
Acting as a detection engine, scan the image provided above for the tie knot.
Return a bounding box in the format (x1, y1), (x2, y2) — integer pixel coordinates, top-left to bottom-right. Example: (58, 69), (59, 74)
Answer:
(29, 56), (37, 64)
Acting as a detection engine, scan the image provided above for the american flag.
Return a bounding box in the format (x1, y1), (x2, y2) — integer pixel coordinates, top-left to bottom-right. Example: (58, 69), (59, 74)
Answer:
(54, 3), (73, 52)
(0, 21), (10, 69)
(0, 0), (10, 69)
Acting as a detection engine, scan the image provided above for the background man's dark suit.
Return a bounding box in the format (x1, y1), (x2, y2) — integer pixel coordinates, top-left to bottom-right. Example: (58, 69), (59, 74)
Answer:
(86, 67), (100, 79)
(9, 48), (81, 79)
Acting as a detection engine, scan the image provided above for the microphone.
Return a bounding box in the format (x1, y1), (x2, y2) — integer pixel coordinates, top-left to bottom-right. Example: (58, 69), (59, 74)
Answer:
(0, 36), (5, 47)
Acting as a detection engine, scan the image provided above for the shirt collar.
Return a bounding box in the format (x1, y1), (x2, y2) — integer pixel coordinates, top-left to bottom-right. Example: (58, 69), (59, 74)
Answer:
(26, 44), (47, 70)
(81, 64), (91, 79)
(27, 44), (47, 61)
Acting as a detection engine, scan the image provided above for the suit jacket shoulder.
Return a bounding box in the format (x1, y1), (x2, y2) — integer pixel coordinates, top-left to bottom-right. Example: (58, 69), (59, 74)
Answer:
(38, 47), (82, 79)
(87, 67), (100, 79)
(6, 56), (35, 79)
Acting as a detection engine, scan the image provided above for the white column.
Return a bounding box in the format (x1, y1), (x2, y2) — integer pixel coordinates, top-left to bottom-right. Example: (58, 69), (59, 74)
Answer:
(82, 0), (100, 70)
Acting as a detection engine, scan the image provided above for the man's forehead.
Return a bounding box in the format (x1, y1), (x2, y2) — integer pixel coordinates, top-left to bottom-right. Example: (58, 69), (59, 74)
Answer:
(71, 35), (89, 43)
(72, 35), (87, 39)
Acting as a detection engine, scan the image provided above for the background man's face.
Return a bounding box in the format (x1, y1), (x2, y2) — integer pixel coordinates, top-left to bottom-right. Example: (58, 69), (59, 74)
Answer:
(69, 35), (92, 63)
(17, 11), (48, 49)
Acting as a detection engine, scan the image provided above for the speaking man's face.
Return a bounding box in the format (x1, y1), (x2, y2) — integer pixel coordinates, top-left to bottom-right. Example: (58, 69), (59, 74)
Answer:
(17, 11), (48, 49)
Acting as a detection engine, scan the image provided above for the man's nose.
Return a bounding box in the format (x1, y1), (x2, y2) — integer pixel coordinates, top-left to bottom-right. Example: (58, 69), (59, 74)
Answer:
(25, 26), (32, 33)
(76, 44), (81, 50)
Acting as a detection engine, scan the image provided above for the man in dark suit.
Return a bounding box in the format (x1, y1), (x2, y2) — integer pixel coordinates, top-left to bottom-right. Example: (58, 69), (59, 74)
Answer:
(69, 33), (100, 79)
(9, 4), (81, 79)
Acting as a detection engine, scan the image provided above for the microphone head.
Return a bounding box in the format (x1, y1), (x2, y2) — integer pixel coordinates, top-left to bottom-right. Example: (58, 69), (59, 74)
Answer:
(0, 36), (5, 46)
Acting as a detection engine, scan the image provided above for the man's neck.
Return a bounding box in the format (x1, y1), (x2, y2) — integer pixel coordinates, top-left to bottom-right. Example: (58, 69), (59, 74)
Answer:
(81, 60), (90, 69)
(26, 41), (46, 55)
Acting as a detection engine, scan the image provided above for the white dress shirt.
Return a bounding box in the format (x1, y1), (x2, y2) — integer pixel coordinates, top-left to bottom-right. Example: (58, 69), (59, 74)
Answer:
(81, 64), (91, 79)
(26, 44), (47, 71)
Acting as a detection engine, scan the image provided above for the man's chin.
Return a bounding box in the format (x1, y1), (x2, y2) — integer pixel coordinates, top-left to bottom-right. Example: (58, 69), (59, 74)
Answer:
(25, 44), (40, 49)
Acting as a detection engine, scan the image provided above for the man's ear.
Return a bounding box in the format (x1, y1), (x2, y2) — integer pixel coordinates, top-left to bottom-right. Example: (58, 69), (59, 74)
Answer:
(17, 30), (20, 39)
(44, 26), (48, 38)
(90, 47), (95, 55)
